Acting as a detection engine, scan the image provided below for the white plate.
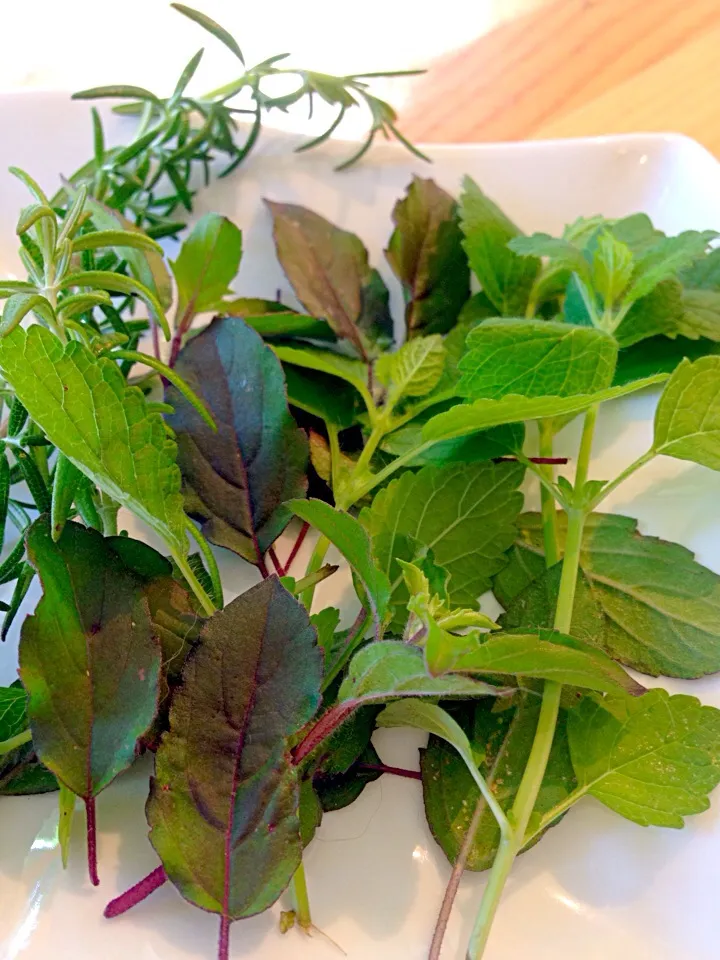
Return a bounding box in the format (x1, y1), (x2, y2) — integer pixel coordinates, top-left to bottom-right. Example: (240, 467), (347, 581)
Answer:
(2, 92), (720, 960)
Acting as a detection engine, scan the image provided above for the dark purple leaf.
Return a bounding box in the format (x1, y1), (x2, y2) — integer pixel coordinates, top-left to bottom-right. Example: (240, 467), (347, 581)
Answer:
(166, 316), (308, 570)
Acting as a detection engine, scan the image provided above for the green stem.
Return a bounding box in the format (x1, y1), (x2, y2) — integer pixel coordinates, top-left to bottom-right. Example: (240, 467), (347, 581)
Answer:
(586, 447), (655, 511)
(299, 535), (330, 612)
(466, 408), (597, 960)
(538, 420), (560, 567)
(171, 550), (217, 617)
(0, 728), (32, 755)
(98, 495), (119, 536)
(290, 861), (312, 930)
(327, 424), (342, 496)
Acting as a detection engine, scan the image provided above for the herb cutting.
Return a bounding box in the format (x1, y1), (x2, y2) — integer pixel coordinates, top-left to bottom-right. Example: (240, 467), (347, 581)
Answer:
(2, 6), (720, 960)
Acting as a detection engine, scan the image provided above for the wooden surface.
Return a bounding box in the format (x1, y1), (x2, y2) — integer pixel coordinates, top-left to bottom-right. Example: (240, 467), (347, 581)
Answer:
(400, 0), (720, 154)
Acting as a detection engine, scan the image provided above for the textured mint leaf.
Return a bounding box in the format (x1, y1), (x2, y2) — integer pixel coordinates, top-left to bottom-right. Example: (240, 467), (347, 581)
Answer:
(496, 511), (720, 679)
(422, 375), (666, 444)
(568, 689), (720, 827)
(167, 317), (308, 566)
(283, 364), (359, 429)
(362, 461), (524, 611)
(170, 213), (242, 317)
(338, 641), (499, 704)
(267, 200), (392, 358)
(592, 230), (634, 306)
(385, 176), (470, 337)
(678, 289), (720, 341)
(654, 356), (720, 470)
(20, 518), (159, 814)
(0, 685), (26, 740)
(0, 325), (186, 552)
(421, 695), (575, 870)
(459, 177), (539, 315)
(614, 335), (720, 386)
(508, 233), (589, 276)
(381, 413), (523, 466)
(457, 320), (617, 400)
(625, 231), (717, 303)
(614, 279), (685, 347)
(147, 578), (322, 935)
(289, 499), (391, 627)
(377, 334), (446, 402)
(452, 631), (643, 696)
(609, 213), (664, 255)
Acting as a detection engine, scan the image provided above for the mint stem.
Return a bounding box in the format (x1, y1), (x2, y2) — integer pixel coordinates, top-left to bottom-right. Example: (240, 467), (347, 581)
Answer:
(283, 521), (310, 576)
(86, 796), (99, 886)
(104, 866), (167, 917)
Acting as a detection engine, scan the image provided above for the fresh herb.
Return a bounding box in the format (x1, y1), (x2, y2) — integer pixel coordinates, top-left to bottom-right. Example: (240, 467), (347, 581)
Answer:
(4, 44), (720, 960)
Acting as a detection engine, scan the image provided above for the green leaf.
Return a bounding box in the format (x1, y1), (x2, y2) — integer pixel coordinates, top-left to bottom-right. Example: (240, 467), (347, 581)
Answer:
(20, 519), (160, 874)
(71, 229), (163, 255)
(288, 499), (390, 628)
(0, 325), (187, 552)
(219, 299), (335, 341)
(568, 689), (720, 827)
(170, 213), (242, 319)
(624, 231), (717, 303)
(653, 356), (720, 470)
(80, 195), (173, 311)
(362, 461), (524, 613)
(58, 783), (76, 869)
(377, 335), (446, 402)
(266, 200), (392, 359)
(299, 779), (323, 847)
(147, 578), (321, 935)
(338, 640), (500, 705)
(609, 213), (665, 255)
(72, 84), (163, 104)
(284, 364), (358, 429)
(58, 270), (170, 339)
(458, 177), (539, 315)
(496, 511), (720, 679)
(171, 3), (245, 63)
(508, 233), (589, 276)
(421, 695), (576, 870)
(614, 279), (685, 347)
(1, 293), (56, 334)
(457, 320), (617, 400)
(272, 343), (370, 398)
(677, 288), (720, 341)
(452, 632), (643, 696)
(614, 334), (720, 385)
(591, 230), (634, 307)
(457, 292), (498, 325)
(167, 317), (308, 567)
(385, 176), (470, 337)
(422, 374), (667, 444)
(313, 743), (383, 813)
(381, 406), (522, 466)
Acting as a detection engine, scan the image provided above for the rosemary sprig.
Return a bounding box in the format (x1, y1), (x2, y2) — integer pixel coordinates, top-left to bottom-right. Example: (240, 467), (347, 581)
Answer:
(63, 3), (427, 242)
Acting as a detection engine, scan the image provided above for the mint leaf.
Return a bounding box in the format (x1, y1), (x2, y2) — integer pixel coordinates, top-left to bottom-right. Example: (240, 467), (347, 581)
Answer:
(610, 213), (664, 255)
(625, 231), (717, 303)
(313, 743), (382, 813)
(377, 334), (446, 401)
(167, 317), (308, 567)
(283, 364), (358, 429)
(614, 335), (720, 385)
(381, 413), (523, 466)
(422, 696), (575, 870)
(267, 200), (392, 359)
(289, 498), (391, 628)
(338, 641), (499, 704)
(272, 342), (370, 396)
(654, 356), (720, 470)
(568, 690), (720, 827)
(614, 279), (684, 347)
(0, 681), (57, 797)
(147, 578), (322, 941)
(422, 375), (667, 444)
(385, 176), (470, 337)
(362, 461), (524, 610)
(496, 512), (720, 678)
(20, 518), (160, 879)
(677, 289), (720, 341)
(457, 320), (617, 400)
(459, 177), (539, 315)
(592, 230), (634, 307)
(0, 325), (186, 552)
(220, 300), (335, 342)
(170, 213), (242, 318)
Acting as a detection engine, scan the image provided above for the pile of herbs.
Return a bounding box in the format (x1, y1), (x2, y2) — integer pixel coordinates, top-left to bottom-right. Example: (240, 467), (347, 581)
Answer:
(3, 7), (720, 960)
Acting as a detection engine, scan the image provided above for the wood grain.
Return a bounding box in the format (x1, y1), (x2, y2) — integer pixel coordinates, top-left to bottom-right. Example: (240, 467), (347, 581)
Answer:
(399, 0), (720, 153)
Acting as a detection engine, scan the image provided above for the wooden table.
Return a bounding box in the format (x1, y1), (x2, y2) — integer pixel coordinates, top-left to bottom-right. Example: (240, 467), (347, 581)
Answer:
(399, 0), (720, 154)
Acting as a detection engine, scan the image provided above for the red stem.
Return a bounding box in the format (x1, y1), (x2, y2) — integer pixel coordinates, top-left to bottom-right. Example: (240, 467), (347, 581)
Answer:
(86, 796), (99, 887)
(257, 554), (270, 578)
(104, 866), (167, 918)
(292, 700), (360, 766)
(218, 915), (231, 960)
(494, 456), (568, 465)
(283, 521), (310, 576)
(357, 763), (422, 781)
(268, 546), (284, 576)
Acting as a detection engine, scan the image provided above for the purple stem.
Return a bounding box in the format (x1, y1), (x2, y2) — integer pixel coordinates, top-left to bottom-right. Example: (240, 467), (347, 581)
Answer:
(86, 797), (99, 887)
(104, 866), (168, 918)
(292, 700), (360, 766)
(218, 915), (231, 960)
(283, 522), (310, 576)
(494, 456), (568, 465)
(268, 546), (284, 576)
(357, 763), (422, 781)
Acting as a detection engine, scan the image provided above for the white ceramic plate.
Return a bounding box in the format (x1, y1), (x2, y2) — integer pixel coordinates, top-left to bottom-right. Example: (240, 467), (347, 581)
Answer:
(2, 92), (720, 960)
